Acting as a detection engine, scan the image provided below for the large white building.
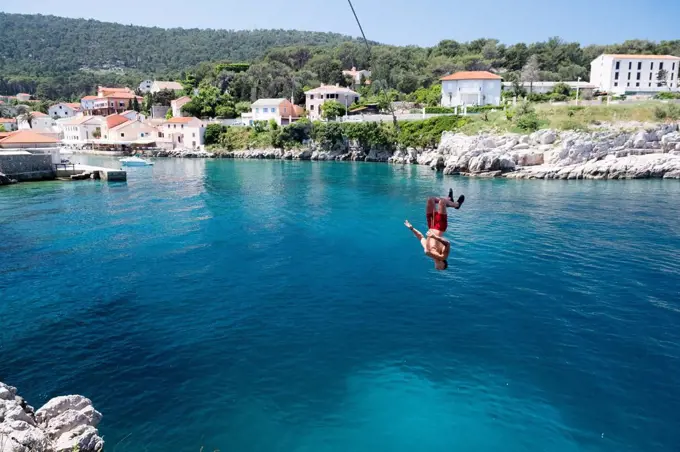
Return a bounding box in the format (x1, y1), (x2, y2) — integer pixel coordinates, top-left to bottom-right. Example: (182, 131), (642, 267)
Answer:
(305, 85), (359, 120)
(59, 116), (105, 144)
(246, 98), (303, 125)
(48, 102), (82, 118)
(590, 54), (680, 94)
(440, 71), (502, 107)
(18, 112), (57, 131)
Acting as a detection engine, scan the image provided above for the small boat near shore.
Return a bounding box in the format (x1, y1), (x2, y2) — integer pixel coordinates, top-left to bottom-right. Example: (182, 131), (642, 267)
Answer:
(120, 156), (154, 167)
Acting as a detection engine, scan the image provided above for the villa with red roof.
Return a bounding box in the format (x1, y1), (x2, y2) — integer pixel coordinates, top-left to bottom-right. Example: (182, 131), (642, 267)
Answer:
(79, 86), (144, 116)
(48, 102), (82, 119)
(439, 71), (502, 107)
(161, 117), (205, 150)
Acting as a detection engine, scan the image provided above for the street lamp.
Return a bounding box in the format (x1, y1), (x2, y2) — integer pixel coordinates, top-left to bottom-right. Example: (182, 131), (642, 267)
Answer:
(576, 77), (581, 105)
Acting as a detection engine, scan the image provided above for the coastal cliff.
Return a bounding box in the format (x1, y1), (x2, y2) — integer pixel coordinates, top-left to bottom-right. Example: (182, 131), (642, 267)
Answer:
(0, 382), (103, 452)
(197, 123), (680, 180)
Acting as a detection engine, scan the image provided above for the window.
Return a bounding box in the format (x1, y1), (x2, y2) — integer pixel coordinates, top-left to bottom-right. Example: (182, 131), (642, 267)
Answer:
(121, 133), (125, 137)
(272, 108), (276, 113)
(192, 141), (196, 147)
(672, 73), (675, 81)
(660, 62), (664, 70)
(627, 73), (631, 80)
(59, 105), (62, 109)
(615, 61), (620, 70)
(628, 62), (632, 70)
(140, 132), (145, 137)
(673, 63), (676, 71)
(310, 94), (314, 100)
(636, 82), (640, 87)
(649, 83), (652, 87)
(174, 124), (177, 129)
(651, 62), (654, 70)
(192, 133), (195, 137)
(637, 62), (642, 70)
(283, 107), (288, 114)
(310, 105), (315, 111)
(614, 82), (618, 87)
(627, 82), (630, 87)
(636, 73), (641, 80)
(650, 72), (653, 80)
(614, 72), (619, 80)
(181, 125), (184, 129)
(255, 108), (259, 113)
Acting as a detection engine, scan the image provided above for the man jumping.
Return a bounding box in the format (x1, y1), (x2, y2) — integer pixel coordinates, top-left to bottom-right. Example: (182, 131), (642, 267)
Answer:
(404, 189), (465, 270)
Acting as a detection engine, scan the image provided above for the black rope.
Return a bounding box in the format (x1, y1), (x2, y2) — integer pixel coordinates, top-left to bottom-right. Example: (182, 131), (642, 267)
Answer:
(347, 0), (371, 58)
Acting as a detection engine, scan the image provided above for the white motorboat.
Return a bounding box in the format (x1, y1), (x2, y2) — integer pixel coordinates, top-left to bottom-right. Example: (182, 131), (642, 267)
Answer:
(120, 156), (154, 167)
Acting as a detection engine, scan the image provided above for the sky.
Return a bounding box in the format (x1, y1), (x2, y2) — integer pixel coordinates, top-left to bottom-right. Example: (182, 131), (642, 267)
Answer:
(3, 0), (680, 47)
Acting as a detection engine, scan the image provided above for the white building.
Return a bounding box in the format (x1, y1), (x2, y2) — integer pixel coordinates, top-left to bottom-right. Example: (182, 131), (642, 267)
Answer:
(305, 85), (360, 120)
(590, 54), (680, 94)
(440, 71), (502, 107)
(161, 117), (205, 149)
(15, 93), (31, 102)
(48, 102), (82, 118)
(0, 118), (17, 131)
(171, 96), (192, 117)
(150, 81), (184, 94)
(247, 98), (302, 125)
(18, 112), (57, 131)
(342, 67), (371, 85)
(59, 116), (105, 145)
(81, 96), (98, 111)
(138, 80), (153, 93)
(106, 120), (158, 143)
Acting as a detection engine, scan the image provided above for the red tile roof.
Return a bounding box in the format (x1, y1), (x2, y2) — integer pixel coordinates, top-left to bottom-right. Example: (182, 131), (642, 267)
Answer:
(105, 114), (129, 129)
(440, 71), (502, 81)
(82, 96), (98, 100)
(31, 112), (48, 117)
(0, 118), (17, 123)
(65, 103), (81, 109)
(0, 130), (59, 144)
(165, 117), (197, 124)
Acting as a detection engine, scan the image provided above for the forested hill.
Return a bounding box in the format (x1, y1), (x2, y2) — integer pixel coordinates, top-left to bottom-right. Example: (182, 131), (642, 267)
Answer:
(0, 13), (363, 74)
(2, 12), (680, 103)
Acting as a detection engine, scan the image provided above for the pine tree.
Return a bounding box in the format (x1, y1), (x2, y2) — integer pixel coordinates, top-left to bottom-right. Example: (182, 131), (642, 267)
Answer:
(132, 97), (140, 112)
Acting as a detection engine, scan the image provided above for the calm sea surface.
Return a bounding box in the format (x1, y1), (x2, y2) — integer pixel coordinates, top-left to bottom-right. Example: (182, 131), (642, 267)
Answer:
(1, 157), (680, 452)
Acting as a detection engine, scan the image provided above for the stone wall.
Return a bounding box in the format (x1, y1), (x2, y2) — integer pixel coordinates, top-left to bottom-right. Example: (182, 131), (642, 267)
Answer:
(0, 154), (55, 181)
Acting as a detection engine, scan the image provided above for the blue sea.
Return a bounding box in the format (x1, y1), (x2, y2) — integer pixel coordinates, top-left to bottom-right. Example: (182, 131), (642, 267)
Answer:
(2, 157), (680, 452)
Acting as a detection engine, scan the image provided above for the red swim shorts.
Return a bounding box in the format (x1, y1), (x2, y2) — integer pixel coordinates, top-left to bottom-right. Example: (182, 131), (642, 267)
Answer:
(427, 212), (448, 233)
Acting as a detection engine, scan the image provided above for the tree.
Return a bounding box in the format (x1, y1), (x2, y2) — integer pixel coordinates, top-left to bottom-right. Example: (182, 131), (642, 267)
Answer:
(0, 124), (5, 132)
(521, 55), (541, 94)
(165, 109), (173, 120)
(16, 105), (33, 128)
(306, 54), (344, 85)
(657, 69), (669, 89)
(152, 89), (177, 107)
(92, 127), (101, 138)
(320, 100), (346, 120)
(132, 97), (141, 112)
(235, 101), (251, 115)
(551, 82), (571, 97)
(127, 99), (134, 110)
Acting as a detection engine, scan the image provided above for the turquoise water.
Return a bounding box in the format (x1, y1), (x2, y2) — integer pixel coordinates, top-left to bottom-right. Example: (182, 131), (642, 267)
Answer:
(2, 157), (680, 452)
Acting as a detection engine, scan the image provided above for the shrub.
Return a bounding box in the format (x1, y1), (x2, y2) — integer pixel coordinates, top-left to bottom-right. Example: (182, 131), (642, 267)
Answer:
(311, 122), (345, 149)
(515, 112), (541, 132)
(204, 123), (225, 146)
(654, 92), (680, 100)
(252, 120), (268, 134)
(515, 101), (535, 117)
(551, 82), (572, 97)
(527, 93), (549, 103)
(320, 100), (346, 120)
(424, 106), (456, 114)
(397, 115), (469, 149)
(654, 104), (680, 121)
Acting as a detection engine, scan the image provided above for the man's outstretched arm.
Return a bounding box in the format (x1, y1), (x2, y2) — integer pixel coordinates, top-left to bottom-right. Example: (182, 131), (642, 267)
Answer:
(404, 220), (424, 240)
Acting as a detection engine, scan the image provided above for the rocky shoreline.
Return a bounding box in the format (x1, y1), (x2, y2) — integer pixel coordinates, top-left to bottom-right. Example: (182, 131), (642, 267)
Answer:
(0, 382), (103, 452)
(137, 124), (680, 180)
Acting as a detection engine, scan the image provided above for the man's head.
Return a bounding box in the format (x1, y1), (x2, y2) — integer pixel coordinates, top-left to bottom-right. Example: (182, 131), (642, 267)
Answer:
(435, 259), (448, 271)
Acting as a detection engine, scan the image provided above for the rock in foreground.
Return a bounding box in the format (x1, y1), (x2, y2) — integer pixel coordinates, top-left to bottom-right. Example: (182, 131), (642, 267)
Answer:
(0, 382), (103, 452)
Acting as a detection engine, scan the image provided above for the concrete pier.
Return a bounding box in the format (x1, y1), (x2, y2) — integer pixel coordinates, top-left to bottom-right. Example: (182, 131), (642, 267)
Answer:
(56, 164), (127, 182)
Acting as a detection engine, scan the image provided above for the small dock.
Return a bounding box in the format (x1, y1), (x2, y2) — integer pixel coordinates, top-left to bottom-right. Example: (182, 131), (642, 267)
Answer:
(55, 164), (127, 182)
